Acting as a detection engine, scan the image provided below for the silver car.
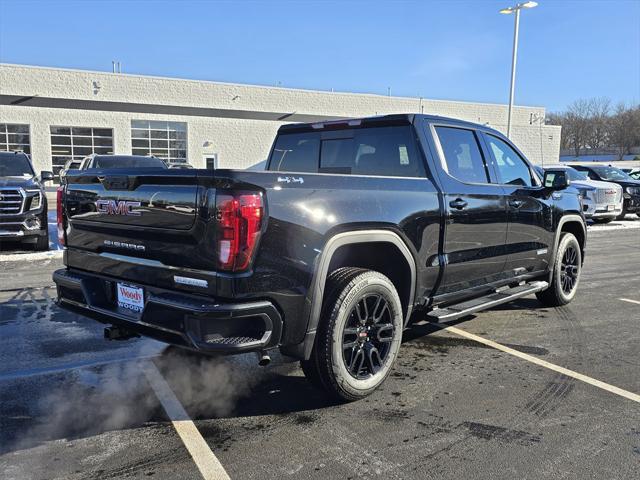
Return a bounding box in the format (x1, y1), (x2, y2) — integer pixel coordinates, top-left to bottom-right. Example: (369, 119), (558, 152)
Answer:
(536, 166), (623, 223)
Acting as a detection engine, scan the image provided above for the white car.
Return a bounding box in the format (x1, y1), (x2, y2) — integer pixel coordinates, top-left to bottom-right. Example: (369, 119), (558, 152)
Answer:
(536, 166), (623, 223)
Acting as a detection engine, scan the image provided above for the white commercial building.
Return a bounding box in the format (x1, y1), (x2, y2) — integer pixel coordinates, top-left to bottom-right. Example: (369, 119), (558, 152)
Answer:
(0, 63), (560, 177)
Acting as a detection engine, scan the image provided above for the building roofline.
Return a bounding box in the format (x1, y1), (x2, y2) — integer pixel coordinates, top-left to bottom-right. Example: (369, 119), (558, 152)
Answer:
(0, 62), (545, 111)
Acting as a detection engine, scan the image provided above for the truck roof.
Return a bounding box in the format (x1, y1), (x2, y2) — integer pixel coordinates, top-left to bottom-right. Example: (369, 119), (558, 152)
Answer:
(278, 113), (504, 137)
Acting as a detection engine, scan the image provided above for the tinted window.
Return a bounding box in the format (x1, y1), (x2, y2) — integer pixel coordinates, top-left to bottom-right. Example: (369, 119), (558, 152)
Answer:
(0, 152), (34, 176)
(591, 166), (632, 181)
(319, 138), (354, 173)
(268, 132), (320, 173)
(269, 126), (424, 177)
(320, 126), (424, 177)
(486, 135), (534, 186)
(565, 167), (588, 181)
(435, 127), (489, 183)
(93, 156), (167, 169)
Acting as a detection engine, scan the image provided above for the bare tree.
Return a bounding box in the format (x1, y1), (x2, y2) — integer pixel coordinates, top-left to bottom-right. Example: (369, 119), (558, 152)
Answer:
(608, 104), (640, 160)
(551, 99), (639, 159)
(564, 99), (592, 157)
(586, 97), (611, 152)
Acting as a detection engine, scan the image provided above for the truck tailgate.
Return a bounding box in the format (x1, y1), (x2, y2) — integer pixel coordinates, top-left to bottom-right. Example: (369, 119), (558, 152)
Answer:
(62, 169), (218, 279)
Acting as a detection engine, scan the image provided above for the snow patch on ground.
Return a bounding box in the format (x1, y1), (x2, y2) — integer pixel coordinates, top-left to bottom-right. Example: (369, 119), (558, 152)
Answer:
(0, 210), (63, 263)
(586, 214), (640, 233)
(0, 249), (63, 263)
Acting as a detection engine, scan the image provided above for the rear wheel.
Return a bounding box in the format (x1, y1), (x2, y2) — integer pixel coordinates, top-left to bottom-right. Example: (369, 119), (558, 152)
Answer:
(301, 268), (403, 402)
(536, 232), (581, 307)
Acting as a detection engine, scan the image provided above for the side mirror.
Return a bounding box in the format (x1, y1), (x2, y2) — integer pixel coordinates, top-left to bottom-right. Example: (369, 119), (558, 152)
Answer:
(543, 170), (570, 190)
(40, 171), (54, 182)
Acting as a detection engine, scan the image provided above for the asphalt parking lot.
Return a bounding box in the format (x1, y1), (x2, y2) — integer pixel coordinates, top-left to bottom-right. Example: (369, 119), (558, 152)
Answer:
(0, 221), (639, 479)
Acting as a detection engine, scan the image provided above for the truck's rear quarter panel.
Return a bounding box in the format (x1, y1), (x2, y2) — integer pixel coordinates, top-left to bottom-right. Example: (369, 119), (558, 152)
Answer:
(225, 170), (442, 345)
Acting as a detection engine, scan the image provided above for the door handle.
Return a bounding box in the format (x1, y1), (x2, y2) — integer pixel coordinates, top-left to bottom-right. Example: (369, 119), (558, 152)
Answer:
(509, 199), (525, 209)
(449, 198), (468, 210)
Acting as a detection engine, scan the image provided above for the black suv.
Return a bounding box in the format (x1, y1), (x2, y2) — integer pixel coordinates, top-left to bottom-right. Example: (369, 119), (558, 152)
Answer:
(0, 151), (53, 250)
(570, 164), (640, 219)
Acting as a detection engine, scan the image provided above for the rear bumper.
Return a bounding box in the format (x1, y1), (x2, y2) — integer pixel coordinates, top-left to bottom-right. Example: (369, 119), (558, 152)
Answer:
(53, 268), (283, 355)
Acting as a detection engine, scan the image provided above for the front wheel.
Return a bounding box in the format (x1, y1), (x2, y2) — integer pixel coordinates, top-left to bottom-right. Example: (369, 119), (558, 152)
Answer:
(536, 232), (582, 307)
(34, 211), (49, 251)
(301, 268), (404, 402)
(33, 234), (49, 251)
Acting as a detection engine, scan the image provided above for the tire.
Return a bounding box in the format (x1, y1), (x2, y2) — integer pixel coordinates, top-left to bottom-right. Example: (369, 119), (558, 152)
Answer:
(616, 207), (627, 220)
(34, 211), (49, 251)
(34, 233), (49, 251)
(301, 268), (404, 402)
(536, 232), (582, 307)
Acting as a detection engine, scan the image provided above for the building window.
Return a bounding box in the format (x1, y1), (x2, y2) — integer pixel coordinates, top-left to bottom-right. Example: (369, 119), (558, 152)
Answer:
(131, 120), (187, 163)
(0, 123), (31, 154)
(50, 126), (113, 177)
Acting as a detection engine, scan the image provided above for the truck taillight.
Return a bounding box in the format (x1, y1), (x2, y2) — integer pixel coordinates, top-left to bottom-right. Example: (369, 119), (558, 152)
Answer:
(215, 192), (263, 272)
(56, 186), (66, 246)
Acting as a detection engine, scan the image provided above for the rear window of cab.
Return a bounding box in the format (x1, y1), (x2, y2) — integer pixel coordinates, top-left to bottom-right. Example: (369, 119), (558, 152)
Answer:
(268, 126), (426, 178)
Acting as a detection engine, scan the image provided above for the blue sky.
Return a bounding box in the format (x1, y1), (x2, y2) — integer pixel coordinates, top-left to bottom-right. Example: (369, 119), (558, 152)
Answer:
(0, 0), (638, 112)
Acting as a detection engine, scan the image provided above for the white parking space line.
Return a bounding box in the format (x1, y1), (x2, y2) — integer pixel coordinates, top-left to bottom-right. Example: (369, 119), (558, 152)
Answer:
(143, 362), (231, 480)
(619, 298), (640, 306)
(437, 325), (640, 405)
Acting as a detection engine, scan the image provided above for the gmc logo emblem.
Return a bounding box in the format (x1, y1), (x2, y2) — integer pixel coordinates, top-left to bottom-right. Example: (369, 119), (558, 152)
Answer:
(96, 199), (142, 216)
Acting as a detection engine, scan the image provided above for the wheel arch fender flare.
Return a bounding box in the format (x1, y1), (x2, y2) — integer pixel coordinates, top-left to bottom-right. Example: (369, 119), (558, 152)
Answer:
(298, 229), (417, 360)
(550, 215), (587, 273)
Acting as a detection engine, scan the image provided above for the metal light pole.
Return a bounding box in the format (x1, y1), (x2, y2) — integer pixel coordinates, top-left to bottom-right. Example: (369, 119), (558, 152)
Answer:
(500, 1), (538, 139)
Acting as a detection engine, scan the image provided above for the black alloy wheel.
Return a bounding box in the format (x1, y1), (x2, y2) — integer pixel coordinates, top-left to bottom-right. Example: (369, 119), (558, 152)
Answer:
(342, 294), (395, 379)
(560, 245), (579, 295)
(300, 268), (404, 402)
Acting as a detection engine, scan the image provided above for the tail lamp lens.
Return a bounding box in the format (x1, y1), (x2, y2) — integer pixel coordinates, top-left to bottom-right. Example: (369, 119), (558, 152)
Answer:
(56, 186), (65, 246)
(215, 192), (263, 271)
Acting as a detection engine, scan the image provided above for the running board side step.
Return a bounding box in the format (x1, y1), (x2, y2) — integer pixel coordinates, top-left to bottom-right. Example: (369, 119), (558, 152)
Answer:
(426, 281), (549, 322)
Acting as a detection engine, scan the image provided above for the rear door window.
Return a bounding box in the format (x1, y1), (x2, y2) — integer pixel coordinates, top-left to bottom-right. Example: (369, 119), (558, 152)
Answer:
(434, 126), (489, 184)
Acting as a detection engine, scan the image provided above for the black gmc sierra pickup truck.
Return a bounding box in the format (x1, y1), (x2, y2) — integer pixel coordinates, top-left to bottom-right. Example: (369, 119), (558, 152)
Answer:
(53, 114), (586, 401)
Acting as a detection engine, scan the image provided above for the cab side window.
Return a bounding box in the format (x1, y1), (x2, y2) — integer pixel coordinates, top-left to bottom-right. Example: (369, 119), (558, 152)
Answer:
(486, 135), (535, 187)
(435, 126), (489, 184)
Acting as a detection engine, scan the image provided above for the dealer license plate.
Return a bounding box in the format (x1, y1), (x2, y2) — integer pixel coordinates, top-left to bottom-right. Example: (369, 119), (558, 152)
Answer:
(116, 283), (145, 314)
(607, 204), (615, 211)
